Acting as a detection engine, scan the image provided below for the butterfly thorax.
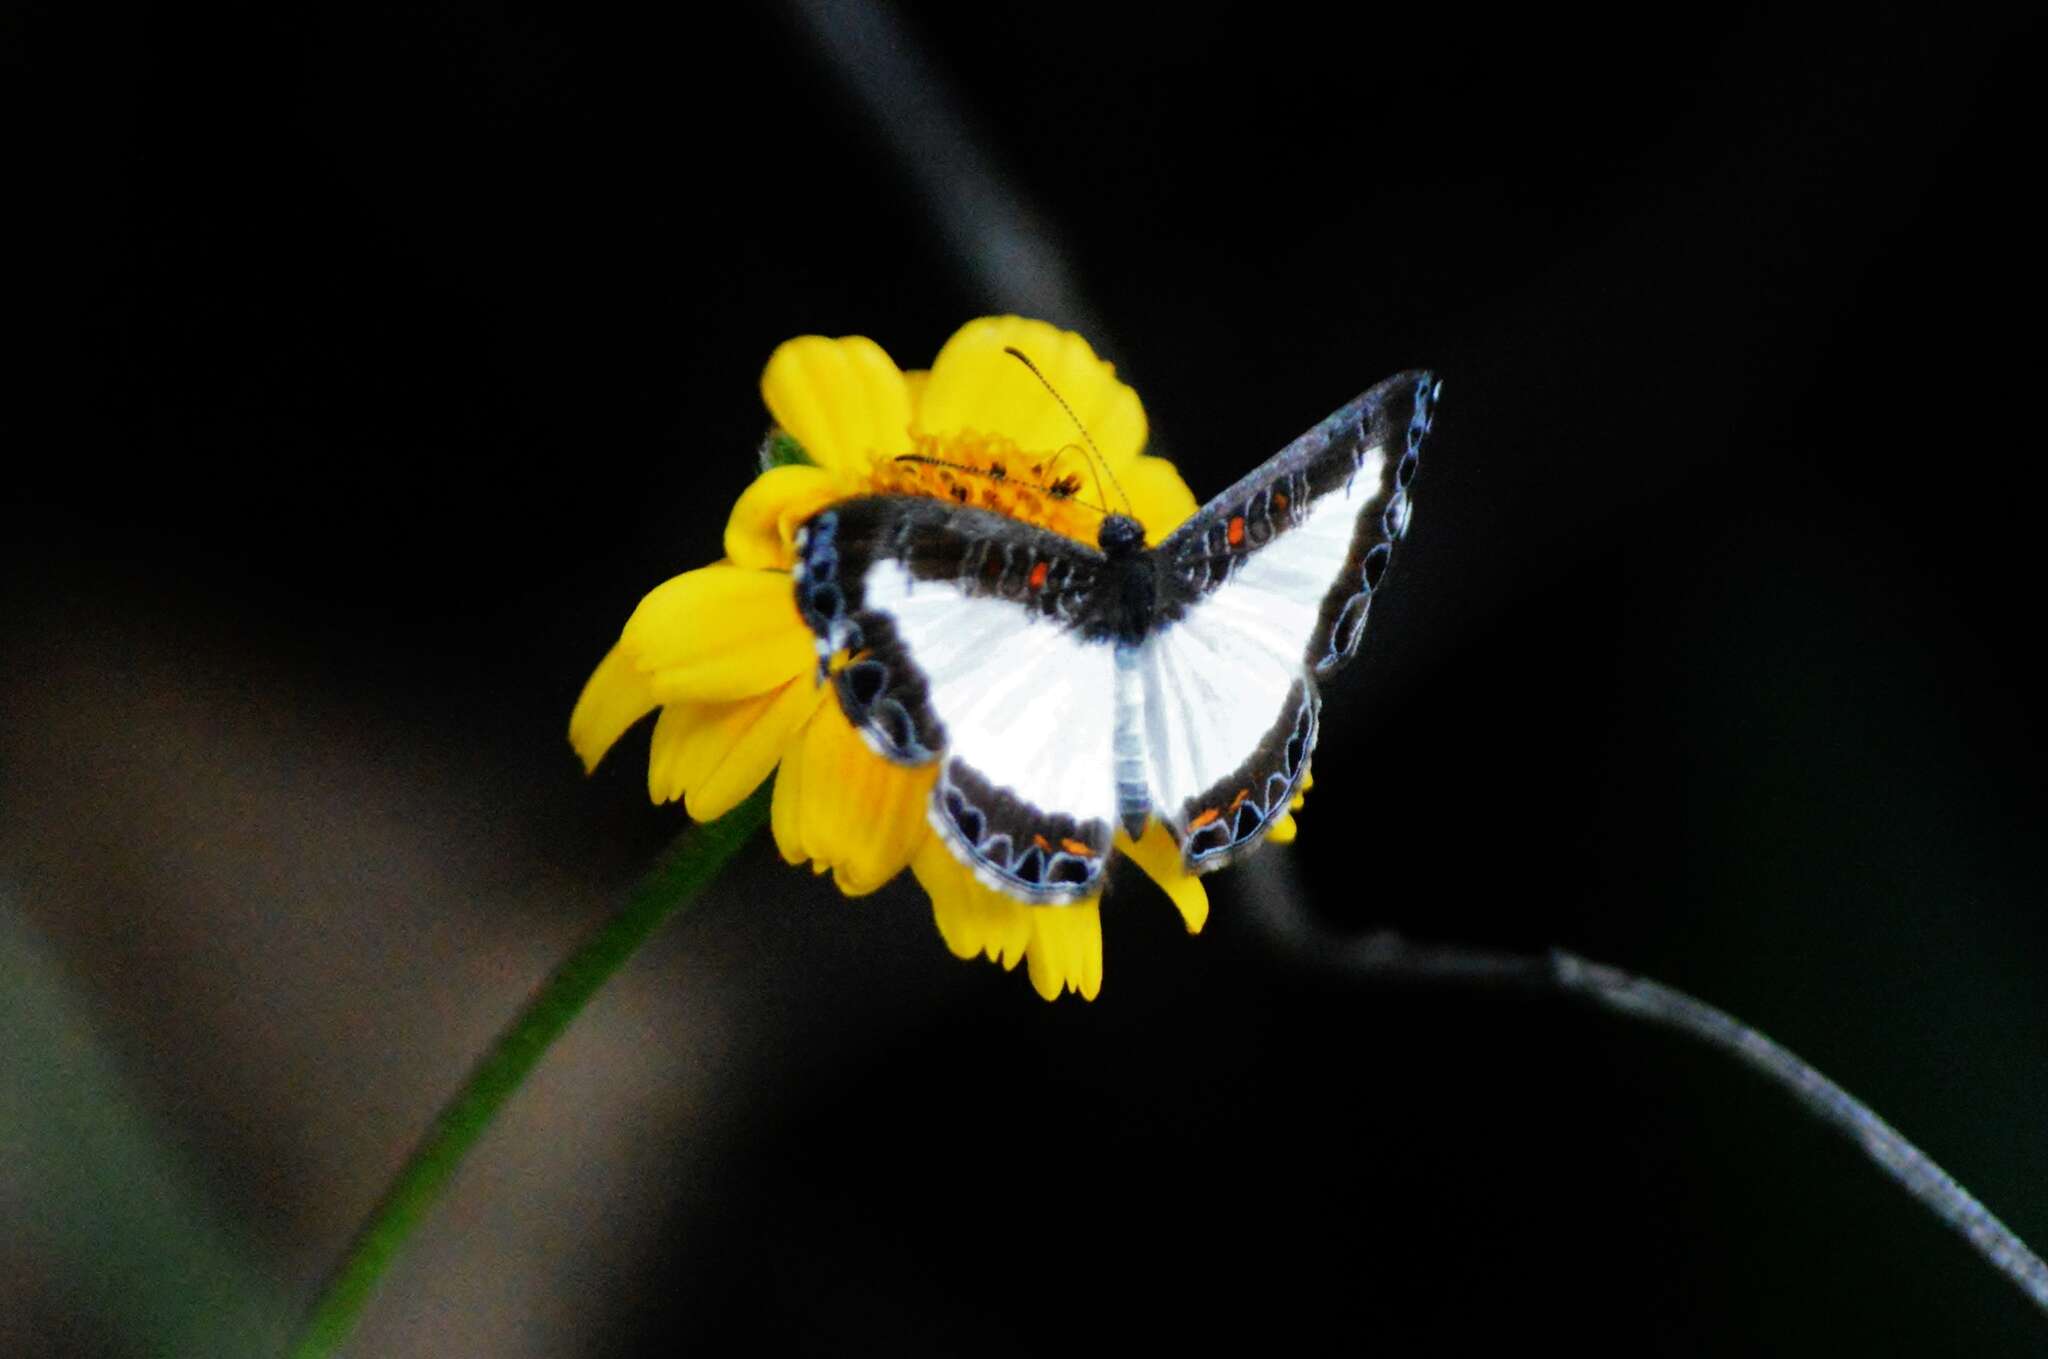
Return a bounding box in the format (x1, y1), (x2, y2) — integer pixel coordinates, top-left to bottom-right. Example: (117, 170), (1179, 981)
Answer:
(1075, 513), (1158, 645)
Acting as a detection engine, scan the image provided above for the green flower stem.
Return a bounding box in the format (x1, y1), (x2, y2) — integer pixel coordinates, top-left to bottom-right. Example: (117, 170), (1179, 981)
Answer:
(288, 782), (772, 1359)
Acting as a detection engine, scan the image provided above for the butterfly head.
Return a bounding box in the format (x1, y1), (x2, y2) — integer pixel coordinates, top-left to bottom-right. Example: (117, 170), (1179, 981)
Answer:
(1097, 513), (1146, 559)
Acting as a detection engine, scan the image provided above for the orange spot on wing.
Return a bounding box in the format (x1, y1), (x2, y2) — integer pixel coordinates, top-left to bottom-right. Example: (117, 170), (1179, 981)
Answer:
(1227, 516), (1246, 546)
(1272, 491), (1288, 509)
(1032, 833), (1053, 852)
(1028, 561), (1049, 590)
(1059, 837), (1093, 856)
(1228, 788), (1249, 812)
(1188, 807), (1221, 830)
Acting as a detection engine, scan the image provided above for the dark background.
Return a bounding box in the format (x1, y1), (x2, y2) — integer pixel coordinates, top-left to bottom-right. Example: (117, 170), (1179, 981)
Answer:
(7, 3), (2045, 1354)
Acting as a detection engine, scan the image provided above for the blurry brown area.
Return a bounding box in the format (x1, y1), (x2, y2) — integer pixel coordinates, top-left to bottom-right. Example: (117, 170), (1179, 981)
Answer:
(1, 575), (941, 1355)
(9, 1), (2048, 1355)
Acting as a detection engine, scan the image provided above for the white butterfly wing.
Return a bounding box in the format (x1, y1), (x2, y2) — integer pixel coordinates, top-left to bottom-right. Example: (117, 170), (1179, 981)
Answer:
(863, 558), (1119, 894)
(1130, 602), (1318, 857)
(795, 498), (1119, 903)
(1141, 370), (1438, 869)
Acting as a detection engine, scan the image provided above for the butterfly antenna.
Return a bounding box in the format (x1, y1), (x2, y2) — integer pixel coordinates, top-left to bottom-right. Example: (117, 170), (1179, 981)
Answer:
(893, 452), (987, 477)
(1003, 345), (1134, 515)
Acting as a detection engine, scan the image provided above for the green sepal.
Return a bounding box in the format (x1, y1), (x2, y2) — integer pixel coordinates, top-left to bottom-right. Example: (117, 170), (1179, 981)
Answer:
(758, 427), (814, 470)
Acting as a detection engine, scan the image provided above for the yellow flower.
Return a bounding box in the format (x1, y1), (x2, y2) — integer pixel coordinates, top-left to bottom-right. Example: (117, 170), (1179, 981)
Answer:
(571, 317), (1299, 1000)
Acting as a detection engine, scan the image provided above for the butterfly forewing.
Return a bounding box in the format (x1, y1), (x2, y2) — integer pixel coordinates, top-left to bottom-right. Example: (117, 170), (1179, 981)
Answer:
(795, 498), (1120, 903)
(1143, 369), (1438, 868)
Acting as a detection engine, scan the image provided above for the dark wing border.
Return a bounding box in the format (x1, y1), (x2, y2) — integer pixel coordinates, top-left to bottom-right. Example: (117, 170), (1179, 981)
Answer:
(1174, 676), (1320, 872)
(933, 758), (1110, 904)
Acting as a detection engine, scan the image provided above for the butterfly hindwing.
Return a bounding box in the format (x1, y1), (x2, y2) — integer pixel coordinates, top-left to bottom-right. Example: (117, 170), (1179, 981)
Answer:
(1131, 624), (1320, 870)
(1142, 370), (1438, 868)
(795, 497), (1118, 902)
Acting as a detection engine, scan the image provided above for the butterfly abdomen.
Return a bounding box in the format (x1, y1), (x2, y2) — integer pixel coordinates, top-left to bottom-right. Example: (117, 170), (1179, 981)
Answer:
(1112, 645), (1150, 838)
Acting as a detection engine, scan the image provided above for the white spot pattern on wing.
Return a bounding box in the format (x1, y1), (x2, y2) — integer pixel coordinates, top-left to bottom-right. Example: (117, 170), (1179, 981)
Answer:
(1139, 445), (1388, 817)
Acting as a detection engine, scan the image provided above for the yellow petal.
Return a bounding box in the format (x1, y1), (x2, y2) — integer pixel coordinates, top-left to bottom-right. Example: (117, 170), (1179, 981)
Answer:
(568, 642), (658, 773)
(681, 674), (829, 820)
(917, 838), (981, 960)
(620, 564), (813, 703)
(914, 839), (1033, 969)
(686, 675), (825, 820)
(919, 317), (1147, 470)
(1121, 454), (1202, 543)
(724, 464), (849, 569)
(647, 695), (763, 806)
(791, 700), (935, 895)
(760, 335), (915, 474)
(900, 367), (930, 411)
(771, 715), (810, 866)
(1116, 821), (1210, 935)
(1025, 901), (1104, 1002)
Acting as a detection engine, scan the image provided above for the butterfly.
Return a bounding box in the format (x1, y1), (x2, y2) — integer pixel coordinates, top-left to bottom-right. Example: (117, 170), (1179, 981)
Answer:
(792, 369), (1439, 903)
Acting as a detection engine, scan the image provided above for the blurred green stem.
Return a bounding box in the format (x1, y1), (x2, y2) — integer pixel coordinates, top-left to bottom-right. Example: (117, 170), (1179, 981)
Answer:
(287, 782), (771, 1359)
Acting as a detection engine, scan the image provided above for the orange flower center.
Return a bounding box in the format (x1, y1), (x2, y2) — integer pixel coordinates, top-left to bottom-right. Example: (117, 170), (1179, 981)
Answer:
(866, 430), (1105, 542)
